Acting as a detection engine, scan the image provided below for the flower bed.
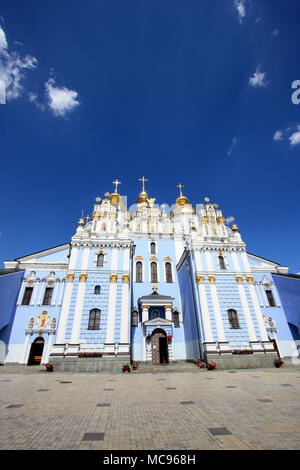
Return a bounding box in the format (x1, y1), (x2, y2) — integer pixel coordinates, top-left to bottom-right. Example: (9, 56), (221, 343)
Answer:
(78, 353), (103, 358)
(232, 349), (253, 355)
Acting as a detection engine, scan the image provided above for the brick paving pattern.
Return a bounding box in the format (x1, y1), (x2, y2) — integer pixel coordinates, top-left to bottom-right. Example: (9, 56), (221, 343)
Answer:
(0, 367), (299, 450)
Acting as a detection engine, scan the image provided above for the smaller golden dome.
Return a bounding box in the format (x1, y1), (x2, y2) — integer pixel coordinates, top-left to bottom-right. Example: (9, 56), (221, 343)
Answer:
(137, 190), (149, 204)
(176, 195), (189, 206)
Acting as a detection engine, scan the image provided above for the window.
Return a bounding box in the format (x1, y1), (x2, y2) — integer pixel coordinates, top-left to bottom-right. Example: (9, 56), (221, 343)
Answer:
(173, 311), (180, 327)
(150, 242), (156, 254)
(218, 255), (226, 270)
(22, 287), (33, 305)
(132, 310), (139, 327)
(165, 262), (173, 283)
(151, 262), (158, 283)
(97, 253), (104, 267)
(152, 310), (159, 319)
(88, 308), (101, 330)
(94, 285), (101, 295)
(227, 309), (240, 329)
(136, 261), (143, 283)
(43, 287), (53, 305)
(266, 289), (276, 307)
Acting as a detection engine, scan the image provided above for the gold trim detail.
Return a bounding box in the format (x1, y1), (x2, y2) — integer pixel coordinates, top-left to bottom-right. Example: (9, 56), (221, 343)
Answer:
(196, 275), (205, 284)
(217, 217), (225, 225)
(110, 274), (118, 283)
(208, 275), (215, 284)
(164, 256), (172, 261)
(135, 255), (143, 260)
(236, 276), (243, 284)
(122, 274), (130, 283)
(141, 305), (150, 309)
(79, 273), (88, 282)
(201, 216), (209, 224)
(66, 274), (75, 282)
(164, 305), (173, 310)
(246, 276), (254, 284)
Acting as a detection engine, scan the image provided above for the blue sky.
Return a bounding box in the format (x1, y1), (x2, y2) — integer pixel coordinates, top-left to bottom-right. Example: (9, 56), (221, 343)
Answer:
(0, 0), (300, 272)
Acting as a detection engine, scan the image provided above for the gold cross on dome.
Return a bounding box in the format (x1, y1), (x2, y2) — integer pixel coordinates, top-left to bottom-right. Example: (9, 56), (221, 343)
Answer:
(177, 183), (184, 197)
(139, 176), (148, 191)
(85, 215), (90, 223)
(112, 179), (121, 193)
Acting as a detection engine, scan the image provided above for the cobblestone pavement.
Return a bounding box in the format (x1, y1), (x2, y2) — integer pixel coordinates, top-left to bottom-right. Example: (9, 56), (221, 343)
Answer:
(0, 367), (299, 450)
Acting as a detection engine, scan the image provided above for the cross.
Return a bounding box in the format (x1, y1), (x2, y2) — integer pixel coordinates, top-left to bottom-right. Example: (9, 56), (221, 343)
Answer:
(85, 215), (90, 223)
(112, 179), (121, 193)
(177, 183), (184, 197)
(139, 176), (148, 191)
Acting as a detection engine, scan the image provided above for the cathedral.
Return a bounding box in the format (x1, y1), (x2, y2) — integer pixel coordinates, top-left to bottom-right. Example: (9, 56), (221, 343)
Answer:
(0, 178), (299, 371)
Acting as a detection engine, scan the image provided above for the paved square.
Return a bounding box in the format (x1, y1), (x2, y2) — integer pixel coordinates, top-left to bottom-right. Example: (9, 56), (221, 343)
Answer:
(0, 367), (299, 450)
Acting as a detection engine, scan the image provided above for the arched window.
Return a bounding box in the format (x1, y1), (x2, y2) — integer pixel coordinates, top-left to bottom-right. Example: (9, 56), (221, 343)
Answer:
(265, 289), (276, 307)
(88, 308), (101, 330)
(218, 255), (226, 270)
(173, 311), (180, 327)
(227, 309), (240, 329)
(150, 242), (156, 254)
(132, 310), (139, 327)
(136, 261), (143, 283)
(151, 262), (158, 283)
(97, 253), (104, 267)
(94, 285), (101, 295)
(165, 262), (173, 283)
(152, 310), (160, 319)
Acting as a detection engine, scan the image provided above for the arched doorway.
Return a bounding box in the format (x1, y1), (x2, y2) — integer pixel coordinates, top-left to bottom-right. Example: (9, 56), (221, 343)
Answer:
(151, 329), (169, 364)
(27, 337), (45, 365)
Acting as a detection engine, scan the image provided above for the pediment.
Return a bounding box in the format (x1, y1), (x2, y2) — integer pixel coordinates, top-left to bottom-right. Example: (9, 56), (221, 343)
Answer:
(144, 317), (173, 326)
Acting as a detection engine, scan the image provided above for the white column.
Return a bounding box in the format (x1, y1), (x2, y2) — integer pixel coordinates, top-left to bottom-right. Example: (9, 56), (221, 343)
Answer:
(21, 333), (31, 364)
(105, 247), (119, 343)
(51, 283), (59, 306)
(120, 274), (130, 344)
(231, 251), (242, 272)
(194, 250), (203, 271)
(208, 277), (226, 343)
(57, 281), (65, 306)
(70, 275), (87, 344)
(68, 246), (79, 271)
(255, 283), (264, 307)
(37, 282), (45, 306)
(196, 277), (214, 343)
(30, 283), (39, 305)
(205, 251), (214, 272)
(246, 278), (269, 342)
(55, 276), (74, 344)
(17, 282), (26, 305)
(105, 276), (118, 343)
(164, 305), (172, 321)
(272, 284), (281, 307)
(43, 333), (54, 363)
(241, 252), (251, 272)
(142, 305), (149, 323)
(236, 278), (257, 342)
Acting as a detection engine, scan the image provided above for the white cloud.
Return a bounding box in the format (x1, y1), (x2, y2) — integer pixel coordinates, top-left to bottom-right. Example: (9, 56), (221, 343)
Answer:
(289, 126), (300, 146)
(45, 78), (80, 116)
(0, 25), (8, 51)
(0, 25), (37, 102)
(234, 0), (246, 23)
(227, 136), (238, 156)
(273, 130), (283, 141)
(272, 29), (279, 37)
(249, 68), (268, 87)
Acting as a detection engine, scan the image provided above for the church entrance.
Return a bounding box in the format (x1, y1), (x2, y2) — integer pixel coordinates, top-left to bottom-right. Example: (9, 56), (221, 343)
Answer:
(151, 329), (169, 364)
(27, 337), (45, 365)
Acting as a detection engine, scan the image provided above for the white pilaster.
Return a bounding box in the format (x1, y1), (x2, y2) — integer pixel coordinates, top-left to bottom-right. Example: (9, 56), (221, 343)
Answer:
(204, 251), (214, 272)
(246, 279), (269, 342)
(37, 282), (45, 306)
(236, 280), (257, 342)
(196, 278), (214, 343)
(105, 278), (118, 343)
(209, 279), (226, 343)
(43, 333), (54, 363)
(17, 282), (26, 305)
(55, 277), (74, 344)
(70, 276), (87, 344)
(21, 333), (31, 364)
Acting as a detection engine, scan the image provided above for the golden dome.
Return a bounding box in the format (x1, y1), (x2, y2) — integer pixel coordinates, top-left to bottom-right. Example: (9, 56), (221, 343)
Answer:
(137, 176), (149, 204)
(137, 190), (149, 204)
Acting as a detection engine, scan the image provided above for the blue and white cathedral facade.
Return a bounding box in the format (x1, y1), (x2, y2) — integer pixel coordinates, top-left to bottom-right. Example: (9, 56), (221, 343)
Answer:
(0, 179), (299, 370)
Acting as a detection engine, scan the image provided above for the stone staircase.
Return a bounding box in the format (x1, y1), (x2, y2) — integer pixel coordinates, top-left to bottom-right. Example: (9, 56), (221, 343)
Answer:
(0, 364), (45, 374)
